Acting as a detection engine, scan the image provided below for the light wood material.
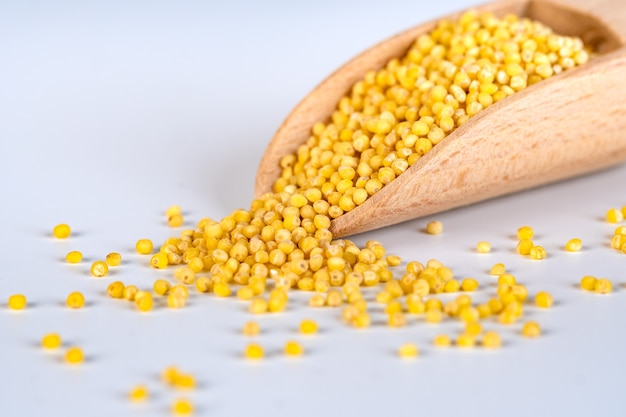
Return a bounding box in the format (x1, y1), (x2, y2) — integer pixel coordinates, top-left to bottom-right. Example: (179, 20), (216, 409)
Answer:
(255, 0), (626, 237)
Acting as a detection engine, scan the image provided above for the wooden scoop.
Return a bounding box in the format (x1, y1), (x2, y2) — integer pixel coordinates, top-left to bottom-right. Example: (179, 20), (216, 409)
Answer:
(255, 0), (626, 237)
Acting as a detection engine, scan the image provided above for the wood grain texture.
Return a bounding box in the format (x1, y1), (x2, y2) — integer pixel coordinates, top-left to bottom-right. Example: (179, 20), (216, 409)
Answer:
(254, 0), (626, 237)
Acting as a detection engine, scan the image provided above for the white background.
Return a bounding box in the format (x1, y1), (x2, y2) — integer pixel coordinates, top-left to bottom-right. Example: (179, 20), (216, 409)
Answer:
(1, 1), (625, 416)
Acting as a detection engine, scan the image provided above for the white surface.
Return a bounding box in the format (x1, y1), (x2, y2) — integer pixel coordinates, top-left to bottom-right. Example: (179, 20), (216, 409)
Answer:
(1, 1), (625, 416)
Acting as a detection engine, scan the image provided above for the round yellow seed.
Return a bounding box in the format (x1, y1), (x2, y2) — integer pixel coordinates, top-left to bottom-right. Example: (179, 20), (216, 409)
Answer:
(535, 291), (554, 308)
(580, 275), (597, 291)
(457, 333), (476, 348)
(476, 241), (491, 253)
(173, 373), (196, 389)
(425, 221), (443, 235)
(565, 238), (582, 252)
(611, 234), (626, 250)
(498, 311), (518, 325)
(123, 285), (139, 301)
(388, 312), (407, 327)
(66, 292), (85, 309)
(425, 309), (443, 324)
(150, 253), (168, 269)
(386, 255), (402, 267)
(242, 321), (260, 336)
(309, 294), (326, 307)
(167, 293), (186, 309)
(135, 239), (154, 255)
(107, 281), (125, 299)
(498, 273), (516, 286)
(385, 299), (403, 315)
(41, 333), (62, 349)
(90, 260), (108, 277)
(482, 331), (502, 349)
(425, 297), (443, 312)
(8, 294), (27, 310)
(443, 280), (460, 293)
(188, 257), (204, 273)
(105, 252), (122, 266)
(154, 279), (171, 296)
(65, 251), (83, 263)
(162, 366), (180, 385)
(129, 385), (149, 402)
(65, 347), (84, 364)
(606, 208), (624, 223)
(517, 226), (534, 240)
(300, 319), (318, 334)
(166, 205), (182, 217)
(594, 278), (613, 294)
(522, 321), (542, 338)
(489, 263), (506, 276)
(249, 298), (268, 314)
(172, 398), (194, 415)
(465, 322), (483, 336)
(168, 214), (184, 228)
(461, 278), (479, 292)
(459, 306), (480, 323)
(284, 340), (304, 356)
(326, 290), (343, 307)
(529, 246), (546, 260)
(174, 267), (196, 285)
(136, 292), (153, 312)
(245, 343), (264, 360)
(516, 239), (534, 255)
(477, 303), (491, 318)
(53, 223), (71, 239)
(351, 312), (371, 328)
(213, 282), (232, 297)
(398, 343), (419, 358)
(433, 334), (451, 347)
